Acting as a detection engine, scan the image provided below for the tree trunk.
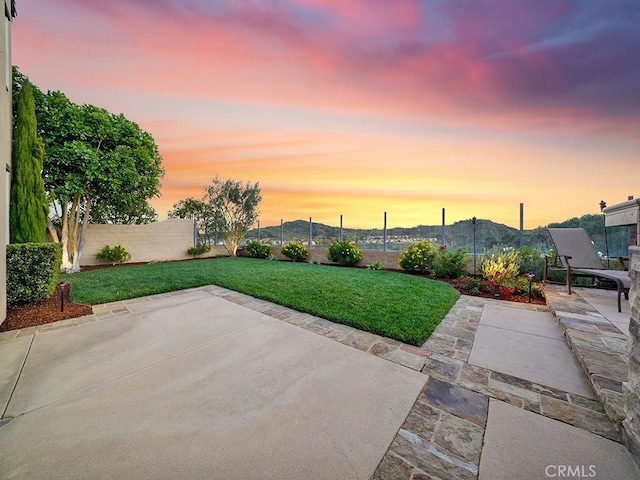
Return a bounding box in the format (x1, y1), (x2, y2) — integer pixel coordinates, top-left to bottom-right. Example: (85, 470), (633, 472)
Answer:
(71, 199), (92, 272)
(46, 217), (60, 243)
(59, 201), (72, 272)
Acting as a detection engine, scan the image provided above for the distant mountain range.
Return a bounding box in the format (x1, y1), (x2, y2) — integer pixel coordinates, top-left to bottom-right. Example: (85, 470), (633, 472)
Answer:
(247, 213), (630, 255)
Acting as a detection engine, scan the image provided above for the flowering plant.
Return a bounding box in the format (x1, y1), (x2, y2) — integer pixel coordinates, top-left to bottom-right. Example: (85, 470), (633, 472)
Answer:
(398, 241), (437, 273)
(433, 245), (467, 278)
(280, 242), (309, 262)
(327, 240), (363, 266)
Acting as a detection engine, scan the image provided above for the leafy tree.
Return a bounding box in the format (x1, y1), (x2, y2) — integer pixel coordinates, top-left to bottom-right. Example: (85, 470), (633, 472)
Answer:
(203, 177), (261, 256)
(36, 90), (164, 272)
(91, 198), (158, 225)
(9, 79), (48, 243)
(168, 197), (218, 244)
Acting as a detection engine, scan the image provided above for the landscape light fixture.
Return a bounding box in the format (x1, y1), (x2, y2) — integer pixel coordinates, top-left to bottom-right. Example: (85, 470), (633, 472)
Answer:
(527, 273), (535, 303)
(58, 281), (70, 312)
(599, 200), (610, 268)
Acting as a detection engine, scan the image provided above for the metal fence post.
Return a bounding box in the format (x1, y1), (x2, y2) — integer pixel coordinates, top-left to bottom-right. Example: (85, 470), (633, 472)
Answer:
(519, 203), (524, 248)
(280, 219), (284, 245)
(442, 208), (446, 246)
(472, 217), (477, 275)
(340, 215), (343, 241)
(309, 217), (313, 249)
(383, 212), (387, 252)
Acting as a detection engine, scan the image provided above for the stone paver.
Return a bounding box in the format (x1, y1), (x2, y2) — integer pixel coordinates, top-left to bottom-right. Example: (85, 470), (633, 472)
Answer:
(468, 303), (595, 398)
(480, 400), (639, 480)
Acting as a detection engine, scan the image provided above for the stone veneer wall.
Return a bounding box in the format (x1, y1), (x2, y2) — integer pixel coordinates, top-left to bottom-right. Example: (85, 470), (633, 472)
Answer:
(624, 246), (640, 466)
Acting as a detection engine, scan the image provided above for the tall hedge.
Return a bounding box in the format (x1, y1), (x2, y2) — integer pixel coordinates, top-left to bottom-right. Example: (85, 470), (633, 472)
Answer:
(7, 243), (63, 308)
(10, 80), (48, 243)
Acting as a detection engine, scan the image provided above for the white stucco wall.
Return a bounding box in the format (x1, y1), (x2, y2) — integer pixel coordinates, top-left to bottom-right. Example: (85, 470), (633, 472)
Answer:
(0, 1), (14, 324)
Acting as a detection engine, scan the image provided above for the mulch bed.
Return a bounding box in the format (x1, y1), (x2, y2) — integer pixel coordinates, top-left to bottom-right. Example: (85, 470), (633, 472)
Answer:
(438, 278), (546, 306)
(1, 294), (93, 333)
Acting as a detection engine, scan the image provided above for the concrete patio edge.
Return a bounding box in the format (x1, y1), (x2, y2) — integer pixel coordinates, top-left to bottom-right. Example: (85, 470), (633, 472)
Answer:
(544, 285), (628, 437)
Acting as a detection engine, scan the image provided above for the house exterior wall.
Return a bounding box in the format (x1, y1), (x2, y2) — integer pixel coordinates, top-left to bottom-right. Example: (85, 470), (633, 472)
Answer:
(0, 0), (15, 324)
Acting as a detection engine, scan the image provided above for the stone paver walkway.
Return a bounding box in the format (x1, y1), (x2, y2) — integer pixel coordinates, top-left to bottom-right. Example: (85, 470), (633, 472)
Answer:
(544, 286), (629, 431)
(373, 295), (620, 480)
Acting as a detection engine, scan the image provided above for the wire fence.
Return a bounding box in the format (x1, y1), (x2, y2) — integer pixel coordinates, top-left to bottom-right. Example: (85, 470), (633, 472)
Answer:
(236, 216), (633, 259)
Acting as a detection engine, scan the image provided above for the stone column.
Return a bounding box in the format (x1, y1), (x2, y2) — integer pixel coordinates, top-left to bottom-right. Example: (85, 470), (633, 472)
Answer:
(624, 246), (640, 465)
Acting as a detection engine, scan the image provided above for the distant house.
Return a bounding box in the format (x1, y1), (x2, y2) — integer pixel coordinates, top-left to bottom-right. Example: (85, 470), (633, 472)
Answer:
(1, 0), (16, 324)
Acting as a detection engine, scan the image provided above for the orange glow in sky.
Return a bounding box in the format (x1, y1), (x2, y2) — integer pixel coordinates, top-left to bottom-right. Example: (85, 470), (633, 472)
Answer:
(12, 1), (640, 229)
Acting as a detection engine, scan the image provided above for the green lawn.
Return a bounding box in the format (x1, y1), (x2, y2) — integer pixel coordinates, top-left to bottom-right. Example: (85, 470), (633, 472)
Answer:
(62, 257), (460, 346)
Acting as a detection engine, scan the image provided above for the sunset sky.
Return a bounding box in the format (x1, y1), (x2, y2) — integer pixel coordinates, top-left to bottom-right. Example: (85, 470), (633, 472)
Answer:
(11, 0), (640, 229)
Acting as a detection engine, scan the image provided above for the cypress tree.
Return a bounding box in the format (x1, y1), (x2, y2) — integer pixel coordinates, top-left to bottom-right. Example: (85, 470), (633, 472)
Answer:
(9, 80), (48, 243)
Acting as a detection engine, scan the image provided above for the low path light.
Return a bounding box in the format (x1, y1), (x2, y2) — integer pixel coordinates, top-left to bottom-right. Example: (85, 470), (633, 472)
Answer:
(58, 281), (70, 312)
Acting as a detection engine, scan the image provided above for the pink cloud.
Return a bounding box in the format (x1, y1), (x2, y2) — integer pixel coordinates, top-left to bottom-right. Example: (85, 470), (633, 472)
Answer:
(17, 0), (639, 139)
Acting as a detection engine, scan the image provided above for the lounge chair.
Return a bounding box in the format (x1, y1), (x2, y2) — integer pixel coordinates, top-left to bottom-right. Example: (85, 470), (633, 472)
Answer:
(544, 227), (630, 312)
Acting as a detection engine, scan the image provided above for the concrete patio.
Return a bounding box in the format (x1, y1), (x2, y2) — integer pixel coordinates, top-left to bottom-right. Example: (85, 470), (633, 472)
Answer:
(1, 284), (639, 479)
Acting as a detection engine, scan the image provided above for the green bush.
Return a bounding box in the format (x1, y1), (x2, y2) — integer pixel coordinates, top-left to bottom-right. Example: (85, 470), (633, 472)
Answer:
(327, 240), (363, 266)
(187, 243), (211, 257)
(96, 244), (132, 264)
(367, 261), (385, 270)
(280, 242), (309, 262)
(432, 245), (468, 278)
(7, 243), (63, 308)
(398, 241), (437, 273)
(517, 246), (545, 280)
(245, 241), (271, 259)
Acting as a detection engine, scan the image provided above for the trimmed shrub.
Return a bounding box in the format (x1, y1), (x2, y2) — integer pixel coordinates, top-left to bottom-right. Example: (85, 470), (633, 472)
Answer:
(398, 241), (437, 273)
(432, 245), (468, 278)
(7, 243), (63, 308)
(280, 242), (308, 262)
(96, 244), (132, 265)
(327, 240), (363, 266)
(187, 243), (211, 258)
(245, 241), (271, 259)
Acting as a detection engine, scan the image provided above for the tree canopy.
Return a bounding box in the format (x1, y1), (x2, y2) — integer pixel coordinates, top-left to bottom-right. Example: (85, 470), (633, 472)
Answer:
(168, 197), (218, 244)
(12, 67), (165, 271)
(171, 177), (262, 255)
(203, 177), (261, 256)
